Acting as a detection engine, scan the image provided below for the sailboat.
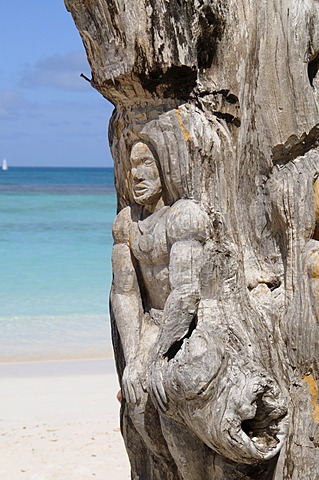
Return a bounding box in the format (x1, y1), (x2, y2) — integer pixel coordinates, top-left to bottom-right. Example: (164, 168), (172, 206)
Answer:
(2, 158), (8, 171)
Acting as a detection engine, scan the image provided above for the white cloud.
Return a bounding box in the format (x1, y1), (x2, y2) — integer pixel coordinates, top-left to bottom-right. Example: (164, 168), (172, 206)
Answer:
(19, 51), (92, 91)
(0, 90), (29, 118)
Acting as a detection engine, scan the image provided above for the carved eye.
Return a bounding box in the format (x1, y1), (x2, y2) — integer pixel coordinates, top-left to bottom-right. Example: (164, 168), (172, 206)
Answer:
(144, 158), (154, 167)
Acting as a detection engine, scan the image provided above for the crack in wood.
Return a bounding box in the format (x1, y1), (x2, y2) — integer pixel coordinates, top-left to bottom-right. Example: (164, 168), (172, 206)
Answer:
(272, 124), (319, 166)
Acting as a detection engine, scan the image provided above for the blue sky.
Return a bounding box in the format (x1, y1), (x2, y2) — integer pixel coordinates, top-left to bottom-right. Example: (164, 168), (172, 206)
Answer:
(0, 1), (114, 167)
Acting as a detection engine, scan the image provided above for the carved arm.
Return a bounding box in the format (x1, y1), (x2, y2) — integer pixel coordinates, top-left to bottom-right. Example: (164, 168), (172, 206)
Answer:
(150, 200), (209, 409)
(157, 239), (203, 357)
(111, 241), (143, 365)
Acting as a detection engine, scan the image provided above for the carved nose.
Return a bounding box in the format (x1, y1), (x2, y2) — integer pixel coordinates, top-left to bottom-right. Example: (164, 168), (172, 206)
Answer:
(132, 167), (144, 182)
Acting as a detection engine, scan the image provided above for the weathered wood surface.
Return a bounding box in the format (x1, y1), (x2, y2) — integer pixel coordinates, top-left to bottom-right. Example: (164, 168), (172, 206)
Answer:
(65, 1), (319, 478)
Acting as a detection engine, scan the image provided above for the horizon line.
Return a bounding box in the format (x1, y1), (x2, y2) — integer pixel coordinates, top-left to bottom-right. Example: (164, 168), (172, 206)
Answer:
(4, 165), (114, 169)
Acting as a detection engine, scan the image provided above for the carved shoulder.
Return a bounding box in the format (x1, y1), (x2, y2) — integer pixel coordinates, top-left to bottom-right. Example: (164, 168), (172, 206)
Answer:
(166, 199), (210, 245)
(112, 206), (133, 244)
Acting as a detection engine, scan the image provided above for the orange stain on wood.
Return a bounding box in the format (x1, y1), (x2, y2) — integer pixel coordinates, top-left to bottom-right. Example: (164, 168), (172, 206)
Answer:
(314, 178), (319, 221)
(303, 373), (319, 423)
(313, 179), (319, 240)
(311, 254), (319, 278)
(175, 108), (191, 142)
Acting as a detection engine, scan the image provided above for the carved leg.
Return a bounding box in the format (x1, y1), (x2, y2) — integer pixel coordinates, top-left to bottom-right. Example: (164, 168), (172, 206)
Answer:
(121, 397), (181, 480)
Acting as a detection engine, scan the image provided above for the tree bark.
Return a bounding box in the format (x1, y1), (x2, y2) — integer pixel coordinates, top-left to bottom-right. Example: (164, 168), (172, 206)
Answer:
(65, 1), (319, 478)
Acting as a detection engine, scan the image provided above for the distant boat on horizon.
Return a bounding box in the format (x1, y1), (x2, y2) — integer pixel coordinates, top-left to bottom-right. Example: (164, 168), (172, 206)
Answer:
(2, 158), (8, 171)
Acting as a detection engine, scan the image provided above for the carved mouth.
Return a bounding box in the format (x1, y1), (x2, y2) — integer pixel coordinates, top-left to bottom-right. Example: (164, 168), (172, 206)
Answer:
(134, 183), (148, 195)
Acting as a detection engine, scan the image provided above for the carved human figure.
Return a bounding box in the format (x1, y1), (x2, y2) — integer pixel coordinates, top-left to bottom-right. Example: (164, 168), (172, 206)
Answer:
(111, 141), (210, 404)
(111, 141), (288, 475)
(111, 141), (212, 474)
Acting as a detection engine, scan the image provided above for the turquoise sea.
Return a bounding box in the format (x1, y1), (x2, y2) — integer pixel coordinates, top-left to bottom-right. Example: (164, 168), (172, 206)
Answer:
(0, 167), (116, 362)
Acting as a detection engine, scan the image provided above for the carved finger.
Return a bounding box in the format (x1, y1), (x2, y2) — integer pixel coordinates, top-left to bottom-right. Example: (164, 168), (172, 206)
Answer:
(157, 381), (168, 408)
(151, 387), (166, 412)
(128, 380), (137, 404)
(152, 378), (168, 412)
(122, 381), (129, 403)
(122, 374), (133, 404)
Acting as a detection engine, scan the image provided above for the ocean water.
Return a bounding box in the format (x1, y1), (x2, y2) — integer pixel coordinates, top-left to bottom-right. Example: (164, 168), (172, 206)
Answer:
(0, 167), (116, 362)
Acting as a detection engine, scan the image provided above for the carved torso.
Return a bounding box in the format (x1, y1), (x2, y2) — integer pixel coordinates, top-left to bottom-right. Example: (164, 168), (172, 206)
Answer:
(112, 199), (210, 311)
(130, 206), (170, 264)
(113, 204), (171, 310)
(130, 206), (170, 310)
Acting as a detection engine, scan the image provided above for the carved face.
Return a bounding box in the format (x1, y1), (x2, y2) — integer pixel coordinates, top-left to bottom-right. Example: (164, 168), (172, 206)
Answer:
(130, 142), (162, 205)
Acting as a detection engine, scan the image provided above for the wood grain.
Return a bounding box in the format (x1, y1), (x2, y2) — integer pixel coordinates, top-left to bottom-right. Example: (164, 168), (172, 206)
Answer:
(65, 1), (319, 478)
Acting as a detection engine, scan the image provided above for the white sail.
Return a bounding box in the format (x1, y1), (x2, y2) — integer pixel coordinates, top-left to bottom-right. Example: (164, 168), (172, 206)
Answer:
(2, 158), (8, 171)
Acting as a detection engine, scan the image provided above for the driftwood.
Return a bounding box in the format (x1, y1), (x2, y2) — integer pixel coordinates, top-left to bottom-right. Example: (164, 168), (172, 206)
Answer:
(65, 1), (319, 478)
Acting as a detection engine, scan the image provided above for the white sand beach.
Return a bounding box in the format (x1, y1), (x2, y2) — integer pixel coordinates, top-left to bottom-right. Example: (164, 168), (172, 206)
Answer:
(0, 358), (130, 480)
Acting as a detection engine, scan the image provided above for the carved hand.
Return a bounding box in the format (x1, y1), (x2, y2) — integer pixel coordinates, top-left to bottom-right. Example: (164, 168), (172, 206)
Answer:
(121, 360), (145, 405)
(149, 356), (168, 412)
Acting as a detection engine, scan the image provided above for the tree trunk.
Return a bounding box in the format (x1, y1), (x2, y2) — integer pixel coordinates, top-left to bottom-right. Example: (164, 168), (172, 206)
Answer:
(65, 1), (319, 478)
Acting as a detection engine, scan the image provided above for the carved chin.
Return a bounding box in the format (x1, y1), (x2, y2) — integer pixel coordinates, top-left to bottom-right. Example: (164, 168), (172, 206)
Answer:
(132, 184), (162, 205)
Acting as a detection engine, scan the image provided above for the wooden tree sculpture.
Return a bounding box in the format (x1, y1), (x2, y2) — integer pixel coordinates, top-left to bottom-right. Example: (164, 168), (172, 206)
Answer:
(65, 1), (319, 478)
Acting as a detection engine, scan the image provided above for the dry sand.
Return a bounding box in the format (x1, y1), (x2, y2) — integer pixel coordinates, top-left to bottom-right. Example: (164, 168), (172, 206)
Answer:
(0, 358), (130, 480)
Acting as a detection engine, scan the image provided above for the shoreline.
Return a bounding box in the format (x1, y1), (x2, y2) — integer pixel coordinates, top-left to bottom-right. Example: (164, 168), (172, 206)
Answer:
(0, 345), (114, 366)
(0, 356), (117, 377)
